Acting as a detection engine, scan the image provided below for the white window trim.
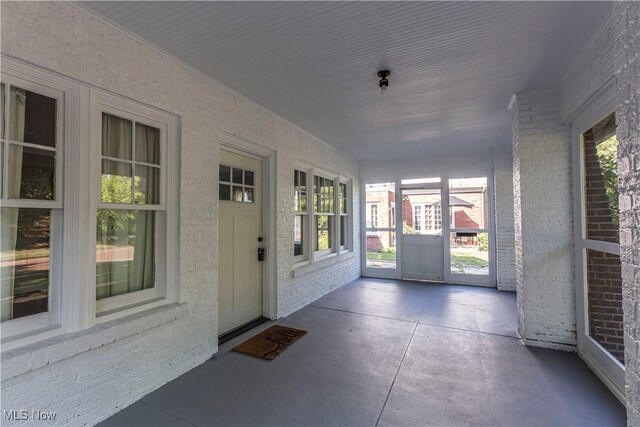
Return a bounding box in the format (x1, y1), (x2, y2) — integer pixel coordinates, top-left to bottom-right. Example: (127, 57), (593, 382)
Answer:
(89, 90), (179, 322)
(366, 202), (379, 230)
(0, 61), (81, 348)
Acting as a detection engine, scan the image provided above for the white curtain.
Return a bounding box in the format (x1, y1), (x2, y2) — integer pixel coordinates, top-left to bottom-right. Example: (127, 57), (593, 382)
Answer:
(1, 87), (26, 321)
(96, 118), (156, 299)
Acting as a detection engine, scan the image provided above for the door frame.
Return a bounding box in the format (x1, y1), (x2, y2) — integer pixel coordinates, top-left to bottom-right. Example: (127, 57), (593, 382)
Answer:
(569, 83), (626, 404)
(218, 130), (277, 329)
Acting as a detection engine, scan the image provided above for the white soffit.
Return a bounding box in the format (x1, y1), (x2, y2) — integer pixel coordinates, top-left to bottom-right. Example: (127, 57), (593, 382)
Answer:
(83, 1), (611, 161)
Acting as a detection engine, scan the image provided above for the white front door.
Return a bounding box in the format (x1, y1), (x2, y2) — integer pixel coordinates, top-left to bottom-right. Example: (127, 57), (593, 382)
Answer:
(218, 149), (263, 335)
(400, 187), (444, 281)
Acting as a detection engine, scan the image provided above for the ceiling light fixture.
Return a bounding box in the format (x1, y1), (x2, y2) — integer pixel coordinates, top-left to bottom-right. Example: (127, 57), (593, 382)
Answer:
(378, 70), (390, 96)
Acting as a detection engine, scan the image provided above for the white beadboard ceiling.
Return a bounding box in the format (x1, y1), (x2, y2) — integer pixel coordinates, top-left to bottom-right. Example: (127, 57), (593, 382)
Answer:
(83, 1), (611, 161)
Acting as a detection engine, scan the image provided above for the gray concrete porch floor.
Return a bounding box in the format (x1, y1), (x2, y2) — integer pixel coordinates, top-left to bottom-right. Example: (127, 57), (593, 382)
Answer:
(99, 278), (626, 427)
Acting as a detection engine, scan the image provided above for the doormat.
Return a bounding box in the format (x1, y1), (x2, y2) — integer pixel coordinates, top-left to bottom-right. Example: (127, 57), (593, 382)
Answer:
(232, 325), (307, 360)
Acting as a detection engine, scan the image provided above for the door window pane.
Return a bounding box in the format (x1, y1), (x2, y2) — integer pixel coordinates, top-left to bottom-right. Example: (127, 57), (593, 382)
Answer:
(366, 231), (396, 269)
(7, 145), (55, 200)
(219, 165), (231, 183)
(583, 113), (619, 243)
(450, 232), (489, 275)
(96, 210), (155, 299)
(219, 184), (230, 201)
(449, 178), (488, 229)
(587, 248), (624, 364)
(10, 86), (56, 147)
(404, 188), (442, 235)
(1, 208), (50, 321)
(1, 82), (5, 139)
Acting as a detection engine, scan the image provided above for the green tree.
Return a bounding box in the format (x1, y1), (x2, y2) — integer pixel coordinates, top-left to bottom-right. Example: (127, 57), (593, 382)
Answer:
(595, 135), (619, 229)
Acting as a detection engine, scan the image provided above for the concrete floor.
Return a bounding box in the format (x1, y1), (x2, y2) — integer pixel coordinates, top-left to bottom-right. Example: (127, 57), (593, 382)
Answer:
(100, 278), (626, 427)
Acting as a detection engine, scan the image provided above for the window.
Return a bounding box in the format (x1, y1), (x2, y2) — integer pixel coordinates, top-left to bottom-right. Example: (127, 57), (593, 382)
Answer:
(413, 205), (423, 231)
(219, 165), (254, 203)
(367, 203), (379, 229)
(339, 181), (349, 250)
(93, 94), (178, 317)
(0, 77), (63, 338)
(294, 169), (308, 261)
(314, 175), (335, 254)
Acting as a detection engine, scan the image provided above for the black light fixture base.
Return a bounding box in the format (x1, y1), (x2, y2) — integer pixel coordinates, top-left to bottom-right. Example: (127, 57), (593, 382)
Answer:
(377, 70), (390, 79)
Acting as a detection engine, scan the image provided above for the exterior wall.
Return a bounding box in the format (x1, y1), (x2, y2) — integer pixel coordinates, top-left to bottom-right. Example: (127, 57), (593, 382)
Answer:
(494, 149), (517, 292)
(0, 2), (360, 425)
(613, 1), (640, 424)
(510, 89), (576, 351)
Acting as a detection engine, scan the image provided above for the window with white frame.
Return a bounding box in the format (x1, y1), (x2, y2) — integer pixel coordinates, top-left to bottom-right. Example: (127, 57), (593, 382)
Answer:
(94, 98), (177, 316)
(413, 203), (441, 233)
(294, 169), (308, 261)
(339, 181), (350, 250)
(0, 77), (64, 338)
(314, 175), (335, 254)
(0, 61), (179, 349)
(367, 203), (379, 229)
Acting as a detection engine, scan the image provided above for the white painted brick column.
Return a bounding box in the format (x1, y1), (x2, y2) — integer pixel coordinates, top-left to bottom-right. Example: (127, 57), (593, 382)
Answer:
(510, 89), (576, 350)
(494, 148), (516, 292)
(614, 2), (640, 424)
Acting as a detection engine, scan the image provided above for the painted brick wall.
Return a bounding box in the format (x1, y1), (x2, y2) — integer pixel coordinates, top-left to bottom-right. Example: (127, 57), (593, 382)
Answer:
(494, 148), (517, 292)
(510, 89), (576, 351)
(613, 1), (640, 424)
(0, 2), (360, 425)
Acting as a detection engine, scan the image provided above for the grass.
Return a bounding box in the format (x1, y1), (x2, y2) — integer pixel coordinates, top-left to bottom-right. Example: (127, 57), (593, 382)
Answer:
(451, 253), (489, 268)
(366, 251), (397, 261)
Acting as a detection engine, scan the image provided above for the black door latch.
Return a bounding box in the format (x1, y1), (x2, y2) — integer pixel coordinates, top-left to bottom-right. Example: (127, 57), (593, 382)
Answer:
(257, 247), (265, 261)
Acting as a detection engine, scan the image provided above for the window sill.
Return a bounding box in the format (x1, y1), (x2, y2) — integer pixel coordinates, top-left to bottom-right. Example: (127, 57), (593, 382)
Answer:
(1, 302), (187, 382)
(292, 251), (355, 278)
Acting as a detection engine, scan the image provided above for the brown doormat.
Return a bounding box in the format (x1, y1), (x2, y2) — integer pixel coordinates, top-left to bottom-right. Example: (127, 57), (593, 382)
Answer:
(232, 325), (307, 360)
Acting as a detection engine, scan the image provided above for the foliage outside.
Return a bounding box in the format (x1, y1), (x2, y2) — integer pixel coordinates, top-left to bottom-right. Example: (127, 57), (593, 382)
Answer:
(595, 135), (619, 229)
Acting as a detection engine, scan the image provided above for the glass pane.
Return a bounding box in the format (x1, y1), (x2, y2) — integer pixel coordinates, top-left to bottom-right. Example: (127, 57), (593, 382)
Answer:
(0, 142), (3, 197)
(449, 177), (488, 229)
(340, 215), (347, 247)
(219, 165), (231, 183)
(294, 215), (304, 257)
(401, 177), (440, 185)
(583, 114), (619, 243)
(232, 168), (243, 184)
(1, 208), (50, 321)
(450, 232), (489, 275)
(244, 170), (254, 187)
(315, 215), (333, 251)
(96, 210), (155, 300)
(232, 186), (243, 202)
(102, 113), (132, 160)
(587, 248), (624, 364)
(135, 122), (160, 165)
(366, 231), (396, 269)
(1, 82), (5, 139)
(10, 87), (56, 147)
(365, 183), (395, 228)
(219, 184), (230, 201)
(403, 188), (442, 235)
(101, 160), (132, 204)
(8, 145), (55, 200)
(135, 165), (160, 205)
(244, 187), (254, 203)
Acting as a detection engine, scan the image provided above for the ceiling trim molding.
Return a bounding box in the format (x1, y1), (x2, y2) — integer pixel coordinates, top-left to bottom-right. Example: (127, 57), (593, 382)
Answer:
(68, 1), (357, 163)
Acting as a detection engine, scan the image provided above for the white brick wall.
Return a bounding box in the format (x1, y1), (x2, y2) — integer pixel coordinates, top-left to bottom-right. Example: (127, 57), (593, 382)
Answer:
(494, 148), (517, 292)
(0, 2), (360, 425)
(560, 10), (614, 122)
(510, 89), (576, 351)
(614, 2), (640, 424)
